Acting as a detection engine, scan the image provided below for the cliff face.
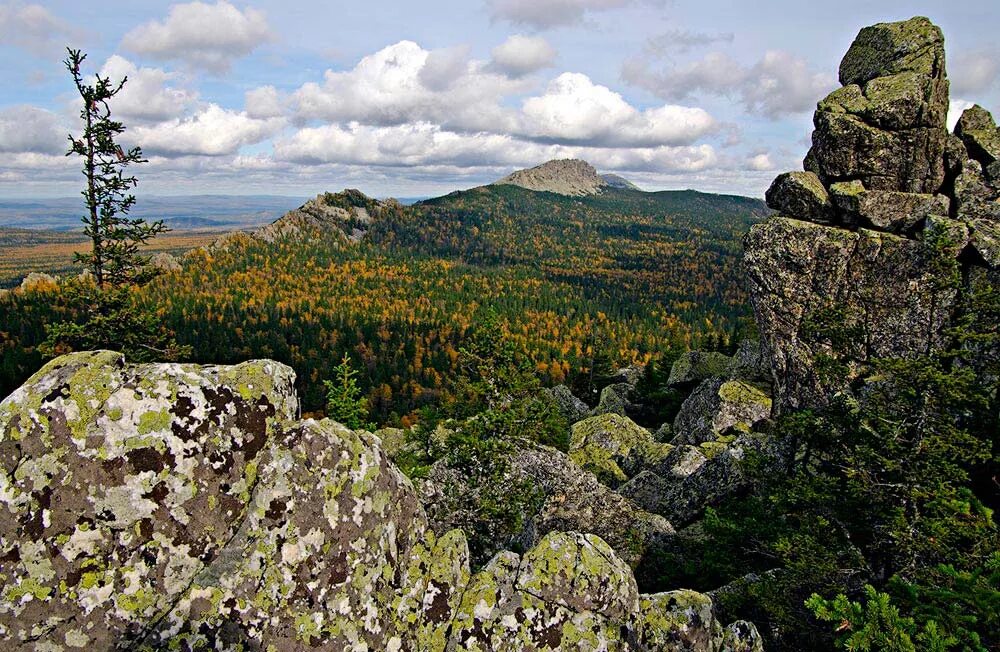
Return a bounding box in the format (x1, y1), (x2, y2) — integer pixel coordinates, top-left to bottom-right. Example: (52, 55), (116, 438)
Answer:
(0, 351), (761, 650)
(745, 16), (1000, 409)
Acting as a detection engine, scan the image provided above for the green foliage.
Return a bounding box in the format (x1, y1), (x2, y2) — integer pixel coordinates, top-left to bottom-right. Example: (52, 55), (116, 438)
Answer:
(39, 280), (189, 362)
(324, 354), (374, 430)
(807, 585), (957, 652)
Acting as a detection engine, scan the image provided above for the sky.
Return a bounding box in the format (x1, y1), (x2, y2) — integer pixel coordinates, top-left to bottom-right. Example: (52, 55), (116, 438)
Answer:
(0, 1), (998, 200)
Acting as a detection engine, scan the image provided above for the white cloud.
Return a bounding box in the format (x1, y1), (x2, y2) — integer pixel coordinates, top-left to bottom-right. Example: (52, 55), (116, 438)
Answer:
(0, 105), (65, 154)
(0, 2), (80, 57)
(489, 35), (556, 77)
(100, 55), (197, 123)
(951, 50), (1000, 96)
(487, 0), (634, 29)
(129, 104), (284, 157)
(418, 45), (473, 91)
(121, 1), (271, 72)
(520, 72), (716, 146)
(273, 121), (717, 174)
(623, 49), (835, 118)
(746, 152), (773, 171)
(291, 40), (525, 132)
(245, 85), (284, 119)
(291, 40), (715, 148)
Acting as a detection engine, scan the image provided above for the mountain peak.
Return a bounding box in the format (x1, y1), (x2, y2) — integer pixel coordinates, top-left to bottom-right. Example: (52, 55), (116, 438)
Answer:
(494, 159), (608, 196)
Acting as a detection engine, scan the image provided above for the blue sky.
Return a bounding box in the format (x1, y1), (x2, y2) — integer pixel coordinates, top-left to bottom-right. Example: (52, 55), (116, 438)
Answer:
(1, 0), (998, 199)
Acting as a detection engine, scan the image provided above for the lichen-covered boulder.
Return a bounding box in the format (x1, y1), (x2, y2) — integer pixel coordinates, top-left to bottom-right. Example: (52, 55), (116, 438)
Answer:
(569, 413), (671, 486)
(765, 171), (836, 224)
(623, 433), (785, 528)
(0, 351), (763, 650)
(725, 340), (772, 387)
(671, 378), (772, 445)
(422, 444), (675, 569)
(591, 381), (635, 418)
(828, 180), (949, 233)
(805, 17), (949, 195)
(667, 351), (732, 388)
(956, 105), (1000, 169)
(545, 384), (590, 424)
(722, 621), (766, 652)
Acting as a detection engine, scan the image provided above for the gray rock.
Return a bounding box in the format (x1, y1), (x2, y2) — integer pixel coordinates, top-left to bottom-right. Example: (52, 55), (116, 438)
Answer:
(806, 17), (949, 194)
(18, 271), (57, 291)
(671, 377), (772, 445)
(956, 104), (1000, 168)
(726, 339), (772, 385)
(592, 381), (635, 417)
(668, 351), (732, 387)
(829, 180), (950, 233)
(569, 413), (671, 485)
(544, 384), (590, 424)
(744, 217), (959, 408)
(765, 171), (836, 224)
(0, 350), (755, 650)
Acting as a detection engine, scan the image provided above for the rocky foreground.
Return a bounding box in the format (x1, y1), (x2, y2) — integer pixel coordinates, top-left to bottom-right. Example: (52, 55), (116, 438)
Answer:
(0, 351), (760, 650)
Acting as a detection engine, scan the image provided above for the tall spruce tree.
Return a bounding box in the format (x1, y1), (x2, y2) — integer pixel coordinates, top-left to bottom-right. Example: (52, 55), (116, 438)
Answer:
(64, 48), (167, 287)
(41, 48), (187, 362)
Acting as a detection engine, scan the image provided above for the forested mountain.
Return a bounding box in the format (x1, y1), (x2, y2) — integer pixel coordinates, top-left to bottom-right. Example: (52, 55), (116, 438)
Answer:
(0, 175), (767, 420)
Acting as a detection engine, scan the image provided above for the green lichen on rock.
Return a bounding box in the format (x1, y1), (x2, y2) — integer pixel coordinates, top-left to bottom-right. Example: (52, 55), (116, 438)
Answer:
(0, 351), (762, 650)
(838, 16), (944, 86)
(668, 351), (732, 387)
(569, 413), (671, 486)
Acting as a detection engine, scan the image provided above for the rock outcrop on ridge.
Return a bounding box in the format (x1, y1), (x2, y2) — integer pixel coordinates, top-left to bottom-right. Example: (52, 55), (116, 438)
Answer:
(495, 159), (611, 196)
(0, 351), (761, 650)
(745, 16), (1000, 409)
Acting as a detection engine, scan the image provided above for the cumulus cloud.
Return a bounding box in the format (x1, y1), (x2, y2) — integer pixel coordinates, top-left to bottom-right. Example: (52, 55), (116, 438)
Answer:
(520, 72), (716, 146)
(121, 1), (271, 72)
(291, 40), (715, 148)
(245, 85), (284, 119)
(746, 152), (774, 171)
(418, 46), (472, 91)
(129, 104), (284, 157)
(489, 35), (556, 77)
(950, 50), (1000, 96)
(487, 0), (635, 29)
(100, 55), (197, 123)
(274, 121), (717, 174)
(623, 49), (835, 117)
(291, 40), (525, 132)
(0, 105), (65, 154)
(0, 2), (80, 56)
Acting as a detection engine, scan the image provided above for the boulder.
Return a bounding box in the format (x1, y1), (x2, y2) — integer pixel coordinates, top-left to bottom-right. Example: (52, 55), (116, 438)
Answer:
(726, 339), (772, 386)
(0, 351), (758, 650)
(744, 217), (959, 408)
(765, 171), (836, 224)
(671, 377), (772, 445)
(955, 105), (1000, 169)
(829, 180), (949, 233)
(18, 271), (58, 291)
(569, 413), (672, 485)
(544, 384), (590, 424)
(804, 17), (949, 194)
(591, 381), (635, 417)
(422, 444), (675, 569)
(622, 434), (785, 527)
(668, 350), (732, 387)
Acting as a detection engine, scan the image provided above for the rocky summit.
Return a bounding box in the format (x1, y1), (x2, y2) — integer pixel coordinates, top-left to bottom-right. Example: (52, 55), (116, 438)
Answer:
(495, 159), (612, 196)
(0, 351), (762, 650)
(746, 15), (1000, 409)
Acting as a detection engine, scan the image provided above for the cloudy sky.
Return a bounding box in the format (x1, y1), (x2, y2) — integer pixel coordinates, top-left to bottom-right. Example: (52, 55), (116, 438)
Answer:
(1, 0), (998, 199)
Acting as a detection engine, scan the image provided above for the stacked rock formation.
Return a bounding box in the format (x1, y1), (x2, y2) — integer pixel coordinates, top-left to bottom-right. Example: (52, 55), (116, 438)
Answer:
(745, 16), (1000, 409)
(0, 351), (762, 650)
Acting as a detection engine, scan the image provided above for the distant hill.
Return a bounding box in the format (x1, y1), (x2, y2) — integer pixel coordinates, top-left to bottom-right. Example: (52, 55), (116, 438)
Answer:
(493, 159), (619, 196)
